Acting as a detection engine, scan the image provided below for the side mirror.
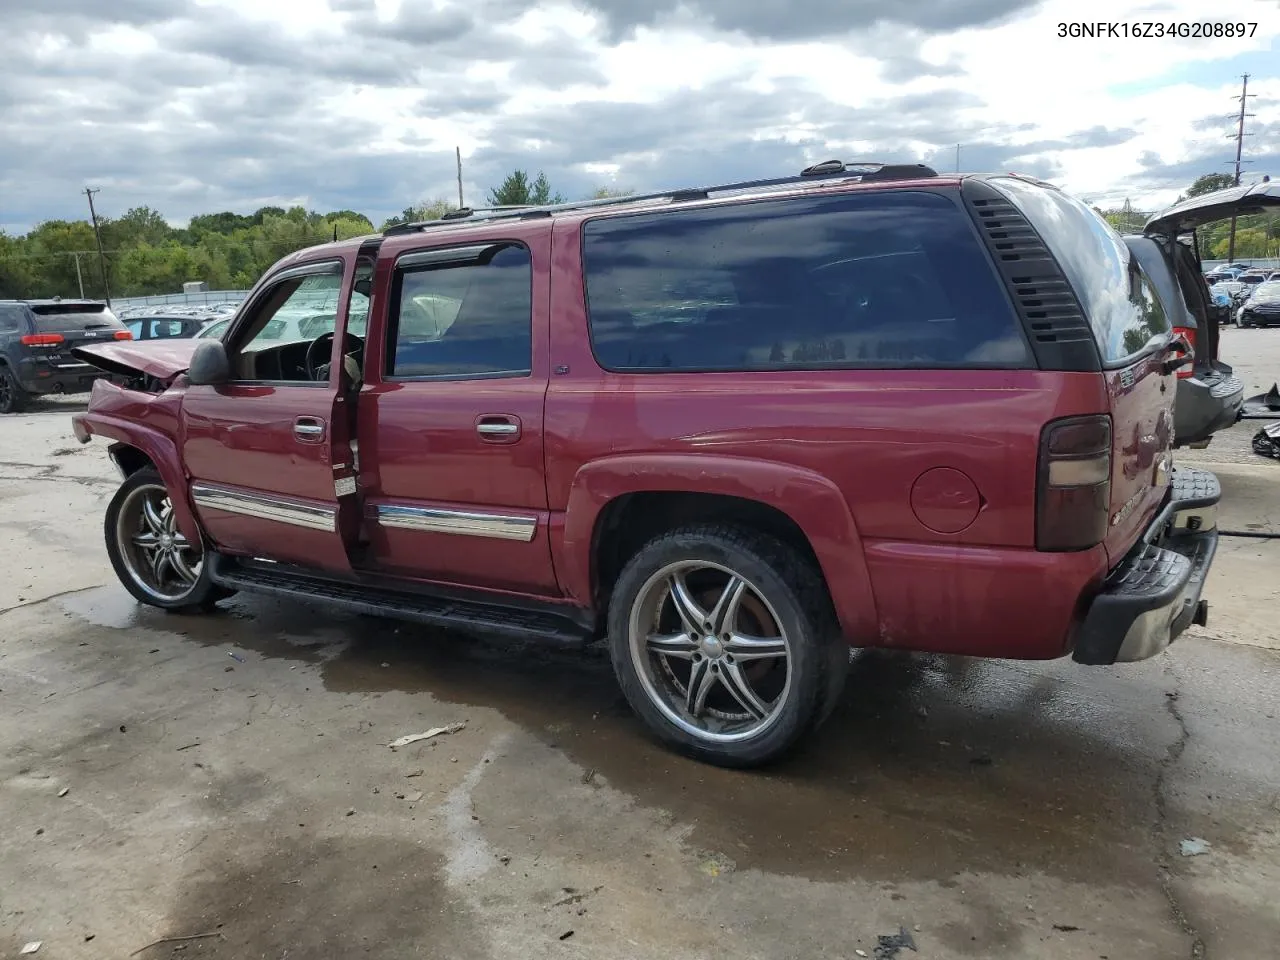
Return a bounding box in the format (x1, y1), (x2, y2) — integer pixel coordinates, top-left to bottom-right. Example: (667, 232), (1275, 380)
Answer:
(187, 339), (230, 386)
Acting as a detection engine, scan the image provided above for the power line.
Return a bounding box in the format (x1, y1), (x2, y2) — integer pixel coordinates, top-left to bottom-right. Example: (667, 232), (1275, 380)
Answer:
(1226, 73), (1256, 264)
(84, 187), (112, 307)
(456, 146), (465, 208)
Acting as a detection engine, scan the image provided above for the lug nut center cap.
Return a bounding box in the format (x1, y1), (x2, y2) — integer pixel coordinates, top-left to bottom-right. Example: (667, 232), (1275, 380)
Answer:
(700, 636), (723, 659)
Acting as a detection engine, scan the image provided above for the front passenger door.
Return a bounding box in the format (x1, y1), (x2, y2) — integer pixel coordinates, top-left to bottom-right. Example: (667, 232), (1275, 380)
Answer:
(181, 259), (359, 574)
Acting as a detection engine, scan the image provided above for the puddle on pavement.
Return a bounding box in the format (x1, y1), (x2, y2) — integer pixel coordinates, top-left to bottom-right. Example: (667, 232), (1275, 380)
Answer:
(58, 585), (354, 663)
(57, 584), (1169, 886)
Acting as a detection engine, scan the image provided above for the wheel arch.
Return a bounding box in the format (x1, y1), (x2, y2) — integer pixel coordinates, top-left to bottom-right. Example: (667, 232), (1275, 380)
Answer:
(75, 412), (201, 543)
(107, 442), (156, 479)
(556, 454), (878, 642)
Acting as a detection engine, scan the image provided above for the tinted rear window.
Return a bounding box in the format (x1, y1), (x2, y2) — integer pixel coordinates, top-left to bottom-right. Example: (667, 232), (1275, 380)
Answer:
(990, 177), (1171, 364)
(583, 190), (1029, 372)
(29, 303), (122, 332)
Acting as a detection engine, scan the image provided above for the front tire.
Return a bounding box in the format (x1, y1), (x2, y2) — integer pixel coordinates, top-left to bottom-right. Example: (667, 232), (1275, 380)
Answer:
(105, 468), (231, 610)
(607, 524), (847, 768)
(0, 366), (28, 414)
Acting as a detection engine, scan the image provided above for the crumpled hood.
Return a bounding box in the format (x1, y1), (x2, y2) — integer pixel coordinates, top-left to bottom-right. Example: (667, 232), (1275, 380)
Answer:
(71, 339), (201, 384)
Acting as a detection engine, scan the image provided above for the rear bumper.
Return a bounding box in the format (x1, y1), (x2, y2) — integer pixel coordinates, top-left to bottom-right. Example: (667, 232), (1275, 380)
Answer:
(18, 358), (111, 396)
(1072, 467), (1220, 665)
(1174, 366), (1244, 447)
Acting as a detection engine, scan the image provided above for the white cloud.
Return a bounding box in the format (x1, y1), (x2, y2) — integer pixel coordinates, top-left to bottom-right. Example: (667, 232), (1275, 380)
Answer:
(0, 0), (1276, 233)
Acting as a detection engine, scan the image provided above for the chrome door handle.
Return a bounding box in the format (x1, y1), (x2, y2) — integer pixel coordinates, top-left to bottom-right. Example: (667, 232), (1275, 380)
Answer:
(476, 415), (521, 442)
(294, 418), (326, 441)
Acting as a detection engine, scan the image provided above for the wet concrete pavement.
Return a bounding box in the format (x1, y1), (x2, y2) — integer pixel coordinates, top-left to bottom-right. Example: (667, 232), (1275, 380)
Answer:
(2, 397), (1279, 960)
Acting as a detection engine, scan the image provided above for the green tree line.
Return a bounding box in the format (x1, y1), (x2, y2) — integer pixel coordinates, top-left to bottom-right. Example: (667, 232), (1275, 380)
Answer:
(0, 170), (630, 300)
(12, 166), (1268, 301)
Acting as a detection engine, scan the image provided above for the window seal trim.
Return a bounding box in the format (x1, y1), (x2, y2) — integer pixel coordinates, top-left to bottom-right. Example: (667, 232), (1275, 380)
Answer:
(225, 257), (346, 386)
(385, 239), (533, 382)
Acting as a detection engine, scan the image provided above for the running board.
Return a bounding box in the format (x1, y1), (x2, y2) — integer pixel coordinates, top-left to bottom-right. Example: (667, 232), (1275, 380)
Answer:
(208, 553), (593, 649)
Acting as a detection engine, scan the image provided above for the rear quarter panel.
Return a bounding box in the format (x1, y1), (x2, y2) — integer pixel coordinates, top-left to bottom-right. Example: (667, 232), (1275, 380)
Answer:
(545, 218), (1113, 657)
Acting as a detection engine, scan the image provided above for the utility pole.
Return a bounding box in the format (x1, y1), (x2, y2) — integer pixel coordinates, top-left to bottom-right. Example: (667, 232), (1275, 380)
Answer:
(84, 187), (112, 306)
(1226, 73), (1255, 265)
(72, 252), (85, 299)
(456, 147), (465, 208)
(955, 144), (961, 173)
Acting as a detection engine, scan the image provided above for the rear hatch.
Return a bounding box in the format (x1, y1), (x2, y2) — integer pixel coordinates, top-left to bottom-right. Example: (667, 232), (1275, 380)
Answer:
(1145, 179), (1280, 339)
(26, 302), (129, 368)
(1146, 179), (1280, 383)
(987, 176), (1176, 563)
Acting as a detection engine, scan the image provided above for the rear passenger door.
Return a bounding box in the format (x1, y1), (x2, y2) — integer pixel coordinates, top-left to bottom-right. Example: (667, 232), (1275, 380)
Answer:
(356, 225), (558, 597)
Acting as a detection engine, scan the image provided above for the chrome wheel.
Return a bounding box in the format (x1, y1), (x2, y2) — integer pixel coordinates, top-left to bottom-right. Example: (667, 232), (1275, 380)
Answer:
(628, 561), (792, 743)
(115, 483), (203, 602)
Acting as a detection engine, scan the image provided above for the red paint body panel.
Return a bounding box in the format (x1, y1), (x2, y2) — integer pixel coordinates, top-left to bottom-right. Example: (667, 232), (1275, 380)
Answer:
(71, 339), (201, 382)
(181, 383), (352, 571)
(557, 452), (880, 639)
(356, 380), (557, 594)
(71, 379), (201, 542)
(862, 540), (1107, 658)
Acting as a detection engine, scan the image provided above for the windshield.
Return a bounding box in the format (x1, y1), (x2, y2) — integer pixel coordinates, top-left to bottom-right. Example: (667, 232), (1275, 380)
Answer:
(198, 318), (231, 339)
(1250, 281), (1280, 300)
(31, 303), (122, 332)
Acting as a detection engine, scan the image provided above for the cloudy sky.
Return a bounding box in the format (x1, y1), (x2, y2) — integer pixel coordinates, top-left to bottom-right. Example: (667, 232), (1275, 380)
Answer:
(1, 0), (1277, 233)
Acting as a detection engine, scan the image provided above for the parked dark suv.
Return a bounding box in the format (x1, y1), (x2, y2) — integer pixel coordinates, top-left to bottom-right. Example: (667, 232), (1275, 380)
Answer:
(71, 162), (1220, 767)
(0, 299), (131, 413)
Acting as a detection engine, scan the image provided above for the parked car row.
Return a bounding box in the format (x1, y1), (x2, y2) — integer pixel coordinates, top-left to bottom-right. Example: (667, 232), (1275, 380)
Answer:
(115, 302), (242, 342)
(67, 165), (1278, 766)
(1205, 262), (1280, 284)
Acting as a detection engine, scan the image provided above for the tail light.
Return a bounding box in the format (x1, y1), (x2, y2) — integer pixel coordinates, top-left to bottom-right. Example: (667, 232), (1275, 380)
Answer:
(113, 330), (133, 340)
(1037, 415), (1112, 552)
(1171, 326), (1195, 379)
(20, 333), (64, 346)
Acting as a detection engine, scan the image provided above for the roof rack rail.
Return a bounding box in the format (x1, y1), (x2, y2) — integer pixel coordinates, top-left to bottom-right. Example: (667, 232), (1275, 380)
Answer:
(383, 205), (536, 236)
(379, 161), (940, 236)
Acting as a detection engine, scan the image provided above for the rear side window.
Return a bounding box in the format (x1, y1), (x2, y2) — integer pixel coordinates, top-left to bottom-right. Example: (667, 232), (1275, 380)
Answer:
(386, 242), (532, 379)
(583, 191), (1029, 372)
(29, 303), (122, 332)
(0, 305), (25, 332)
(990, 177), (1171, 364)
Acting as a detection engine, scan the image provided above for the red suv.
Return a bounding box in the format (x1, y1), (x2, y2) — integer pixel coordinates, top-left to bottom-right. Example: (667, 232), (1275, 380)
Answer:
(72, 162), (1220, 767)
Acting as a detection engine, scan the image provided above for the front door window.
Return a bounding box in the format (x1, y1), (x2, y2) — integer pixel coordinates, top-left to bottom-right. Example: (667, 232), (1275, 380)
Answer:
(229, 266), (345, 383)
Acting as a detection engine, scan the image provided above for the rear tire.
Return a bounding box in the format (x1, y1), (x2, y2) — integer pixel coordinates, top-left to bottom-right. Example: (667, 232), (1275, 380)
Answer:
(0, 366), (28, 414)
(607, 524), (847, 768)
(105, 468), (233, 611)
